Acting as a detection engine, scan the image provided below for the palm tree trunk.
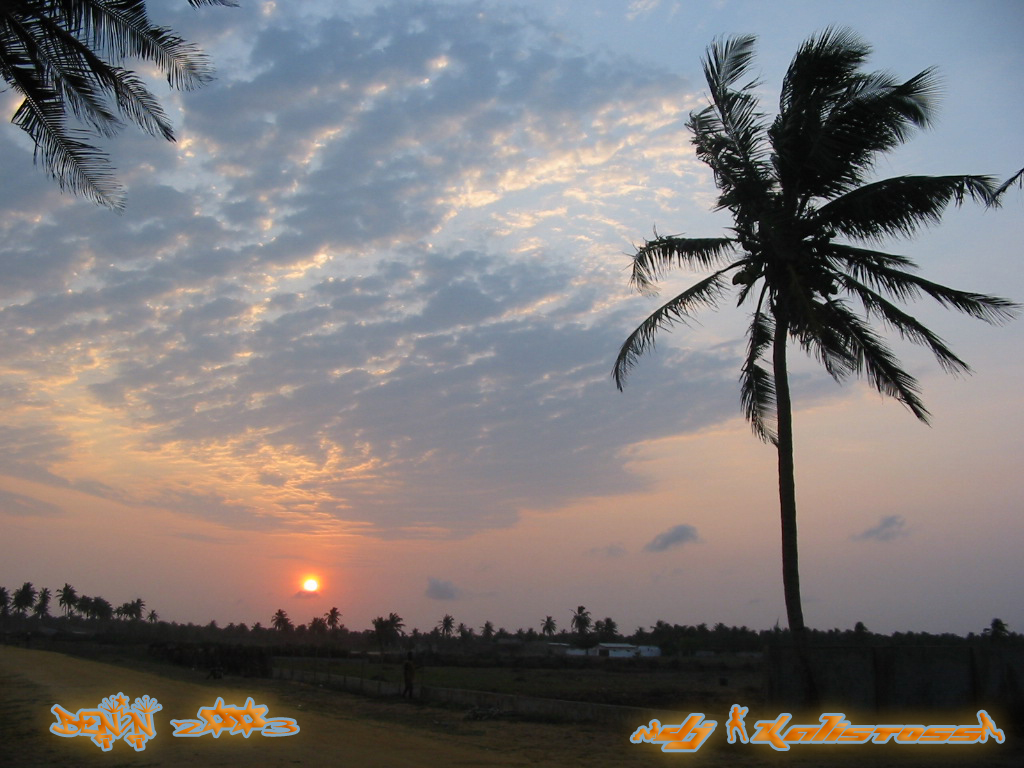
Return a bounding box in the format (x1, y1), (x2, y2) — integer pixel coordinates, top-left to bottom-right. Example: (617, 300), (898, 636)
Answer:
(772, 314), (805, 634)
(773, 313), (818, 706)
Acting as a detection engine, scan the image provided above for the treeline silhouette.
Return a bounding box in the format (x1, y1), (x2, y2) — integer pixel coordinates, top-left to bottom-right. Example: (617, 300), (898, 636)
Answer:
(3, 583), (1018, 671)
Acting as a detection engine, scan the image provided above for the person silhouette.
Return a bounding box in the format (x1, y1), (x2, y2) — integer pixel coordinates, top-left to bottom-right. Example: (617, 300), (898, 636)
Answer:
(727, 703), (749, 744)
(402, 652), (416, 699)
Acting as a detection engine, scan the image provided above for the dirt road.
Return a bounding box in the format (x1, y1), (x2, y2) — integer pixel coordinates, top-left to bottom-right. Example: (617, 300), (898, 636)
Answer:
(1, 645), (1019, 767)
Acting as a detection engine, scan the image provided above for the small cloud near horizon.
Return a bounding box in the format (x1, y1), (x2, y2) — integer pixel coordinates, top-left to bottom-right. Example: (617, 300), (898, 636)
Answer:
(426, 577), (460, 600)
(294, 590), (320, 599)
(853, 515), (909, 542)
(644, 524), (699, 553)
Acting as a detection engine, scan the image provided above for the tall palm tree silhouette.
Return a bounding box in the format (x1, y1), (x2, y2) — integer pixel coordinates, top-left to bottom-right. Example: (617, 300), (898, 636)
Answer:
(614, 29), (1017, 635)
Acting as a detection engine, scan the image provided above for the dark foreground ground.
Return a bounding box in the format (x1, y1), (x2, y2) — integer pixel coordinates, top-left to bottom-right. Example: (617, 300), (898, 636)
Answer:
(1, 645), (1019, 768)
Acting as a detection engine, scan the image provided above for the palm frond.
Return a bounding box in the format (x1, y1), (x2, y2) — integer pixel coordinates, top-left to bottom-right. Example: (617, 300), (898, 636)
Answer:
(739, 287), (777, 443)
(613, 269), (735, 390)
(629, 234), (738, 294)
(814, 300), (930, 422)
(836, 273), (971, 374)
(994, 167), (1024, 200)
(690, 34), (773, 213)
(828, 243), (1019, 324)
(772, 35), (940, 204)
(816, 175), (999, 240)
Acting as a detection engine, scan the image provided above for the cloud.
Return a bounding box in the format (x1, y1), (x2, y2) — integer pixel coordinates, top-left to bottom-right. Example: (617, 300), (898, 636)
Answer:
(853, 515), (909, 542)
(587, 543), (627, 558)
(0, 2), (842, 541)
(425, 578), (460, 601)
(0, 488), (64, 517)
(293, 590), (320, 599)
(644, 524), (699, 552)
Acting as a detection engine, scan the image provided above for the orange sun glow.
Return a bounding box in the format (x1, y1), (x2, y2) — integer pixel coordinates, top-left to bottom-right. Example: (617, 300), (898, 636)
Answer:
(303, 578), (319, 592)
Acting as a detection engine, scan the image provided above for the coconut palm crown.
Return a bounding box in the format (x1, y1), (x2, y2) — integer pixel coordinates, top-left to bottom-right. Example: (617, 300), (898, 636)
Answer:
(0, 0), (235, 209)
(613, 29), (1018, 634)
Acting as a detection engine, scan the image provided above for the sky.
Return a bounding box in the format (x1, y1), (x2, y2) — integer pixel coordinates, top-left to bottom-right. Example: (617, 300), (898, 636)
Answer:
(1, 0), (1021, 638)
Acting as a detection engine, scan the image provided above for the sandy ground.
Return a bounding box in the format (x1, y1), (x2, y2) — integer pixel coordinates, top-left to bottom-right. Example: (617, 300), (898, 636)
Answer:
(1, 645), (1020, 768)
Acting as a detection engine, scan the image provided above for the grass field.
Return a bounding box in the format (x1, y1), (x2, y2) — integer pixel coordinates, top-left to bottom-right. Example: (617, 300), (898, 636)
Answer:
(274, 653), (763, 709)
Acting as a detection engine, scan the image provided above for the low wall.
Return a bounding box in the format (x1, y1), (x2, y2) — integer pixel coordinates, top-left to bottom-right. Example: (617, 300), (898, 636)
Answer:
(764, 645), (1024, 720)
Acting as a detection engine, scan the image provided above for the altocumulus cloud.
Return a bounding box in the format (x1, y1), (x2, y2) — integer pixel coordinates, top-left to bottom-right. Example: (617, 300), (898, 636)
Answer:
(0, 2), (763, 540)
(644, 524), (699, 552)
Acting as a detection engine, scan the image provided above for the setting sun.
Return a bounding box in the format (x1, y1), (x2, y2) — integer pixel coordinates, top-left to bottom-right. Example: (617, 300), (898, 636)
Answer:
(303, 578), (319, 592)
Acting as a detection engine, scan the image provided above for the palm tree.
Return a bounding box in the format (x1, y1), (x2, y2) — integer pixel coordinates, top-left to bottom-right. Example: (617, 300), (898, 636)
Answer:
(33, 587), (51, 619)
(12, 582), (36, 616)
(0, 587), (9, 618)
(0, 0), (234, 209)
(480, 620), (495, 640)
(147, 609), (158, 623)
(570, 606), (591, 637)
(438, 613), (455, 638)
(387, 612), (405, 637)
(58, 583), (78, 617)
(541, 616), (557, 637)
(271, 609), (292, 632)
(129, 597), (145, 621)
(91, 596), (113, 621)
(325, 607), (342, 632)
(614, 29), (1017, 635)
(76, 595), (94, 620)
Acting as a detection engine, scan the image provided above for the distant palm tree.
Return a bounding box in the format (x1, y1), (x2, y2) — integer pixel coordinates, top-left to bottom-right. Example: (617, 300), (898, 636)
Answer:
(480, 620), (495, 640)
(614, 29), (1018, 635)
(597, 616), (618, 641)
(984, 618), (1009, 641)
(387, 612), (405, 637)
(541, 616), (557, 637)
(76, 595), (94, 620)
(0, 0), (235, 208)
(147, 610), (159, 623)
(58, 583), (78, 617)
(91, 597), (113, 621)
(325, 607), (342, 631)
(129, 598), (145, 621)
(0, 587), (10, 618)
(12, 582), (36, 616)
(310, 616), (328, 634)
(438, 613), (455, 638)
(570, 606), (591, 637)
(272, 609), (292, 632)
(33, 587), (51, 619)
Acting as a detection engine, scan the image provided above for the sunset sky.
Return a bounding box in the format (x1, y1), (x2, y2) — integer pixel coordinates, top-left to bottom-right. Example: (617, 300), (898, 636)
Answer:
(1, 0), (1021, 638)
